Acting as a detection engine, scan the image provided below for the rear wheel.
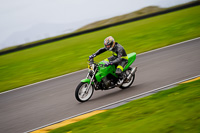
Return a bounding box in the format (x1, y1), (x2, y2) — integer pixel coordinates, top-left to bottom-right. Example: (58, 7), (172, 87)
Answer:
(120, 68), (135, 89)
(75, 82), (94, 102)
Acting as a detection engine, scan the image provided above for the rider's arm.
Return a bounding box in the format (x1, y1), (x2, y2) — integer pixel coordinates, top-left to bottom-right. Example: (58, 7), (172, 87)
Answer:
(94, 47), (107, 56)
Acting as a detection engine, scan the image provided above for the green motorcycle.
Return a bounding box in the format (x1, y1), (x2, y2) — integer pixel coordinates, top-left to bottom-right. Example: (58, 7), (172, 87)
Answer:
(75, 52), (137, 102)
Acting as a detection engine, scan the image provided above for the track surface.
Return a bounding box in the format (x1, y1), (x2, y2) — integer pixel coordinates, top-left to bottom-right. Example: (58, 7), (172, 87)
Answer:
(0, 38), (200, 133)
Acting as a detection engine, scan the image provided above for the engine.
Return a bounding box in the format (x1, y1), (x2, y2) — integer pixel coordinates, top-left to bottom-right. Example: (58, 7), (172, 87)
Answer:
(101, 74), (118, 89)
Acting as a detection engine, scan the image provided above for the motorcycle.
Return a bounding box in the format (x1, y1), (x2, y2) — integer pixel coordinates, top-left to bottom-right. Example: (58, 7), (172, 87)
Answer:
(75, 52), (137, 102)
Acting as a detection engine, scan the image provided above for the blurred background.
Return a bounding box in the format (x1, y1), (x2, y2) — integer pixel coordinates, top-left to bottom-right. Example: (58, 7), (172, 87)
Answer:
(0, 0), (194, 50)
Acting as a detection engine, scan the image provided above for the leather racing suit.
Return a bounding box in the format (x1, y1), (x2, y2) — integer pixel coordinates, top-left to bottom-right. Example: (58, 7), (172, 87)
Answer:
(94, 42), (128, 78)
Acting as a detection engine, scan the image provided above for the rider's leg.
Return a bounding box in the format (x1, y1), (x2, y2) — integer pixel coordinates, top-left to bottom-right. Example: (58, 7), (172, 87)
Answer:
(116, 60), (128, 85)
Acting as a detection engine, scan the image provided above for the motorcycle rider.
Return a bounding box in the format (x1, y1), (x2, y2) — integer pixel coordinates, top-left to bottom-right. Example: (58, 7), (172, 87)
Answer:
(89, 36), (128, 85)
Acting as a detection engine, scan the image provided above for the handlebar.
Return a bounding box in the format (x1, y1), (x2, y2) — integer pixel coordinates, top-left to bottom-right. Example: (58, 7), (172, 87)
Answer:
(88, 58), (105, 68)
(88, 58), (97, 66)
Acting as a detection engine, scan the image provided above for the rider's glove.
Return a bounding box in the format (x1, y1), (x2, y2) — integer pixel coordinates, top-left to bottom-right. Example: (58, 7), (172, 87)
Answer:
(105, 61), (113, 67)
(89, 54), (96, 59)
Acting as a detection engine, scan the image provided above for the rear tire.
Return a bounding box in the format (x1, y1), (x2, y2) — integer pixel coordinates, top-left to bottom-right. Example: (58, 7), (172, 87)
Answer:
(120, 68), (135, 89)
(75, 82), (94, 102)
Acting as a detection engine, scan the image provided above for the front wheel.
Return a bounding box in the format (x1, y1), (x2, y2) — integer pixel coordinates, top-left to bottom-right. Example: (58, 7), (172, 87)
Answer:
(75, 82), (94, 102)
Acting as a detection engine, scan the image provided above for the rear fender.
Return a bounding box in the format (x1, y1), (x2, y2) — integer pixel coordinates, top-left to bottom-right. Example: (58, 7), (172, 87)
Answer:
(81, 79), (94, 84)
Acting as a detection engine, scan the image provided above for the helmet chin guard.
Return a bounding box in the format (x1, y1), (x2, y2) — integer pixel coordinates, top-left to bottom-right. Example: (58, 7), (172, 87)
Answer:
(108, 46), (114, 51)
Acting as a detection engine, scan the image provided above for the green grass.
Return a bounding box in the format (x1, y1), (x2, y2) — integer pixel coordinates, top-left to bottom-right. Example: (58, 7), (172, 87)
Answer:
(49, 79), (200, 133)
(0, 6), (200, 92)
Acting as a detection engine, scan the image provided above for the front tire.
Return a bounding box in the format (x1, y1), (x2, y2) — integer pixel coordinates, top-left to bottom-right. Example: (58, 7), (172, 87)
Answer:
(75, 82), (94, 102)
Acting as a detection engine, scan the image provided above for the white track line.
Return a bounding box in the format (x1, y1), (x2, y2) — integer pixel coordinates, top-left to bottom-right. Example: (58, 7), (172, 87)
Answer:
(1, 37), (200, 95)
(25, 74), (200, 133)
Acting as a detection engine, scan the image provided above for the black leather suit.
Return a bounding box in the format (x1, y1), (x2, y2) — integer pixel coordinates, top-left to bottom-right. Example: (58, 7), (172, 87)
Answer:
(94, 42), (128, 77)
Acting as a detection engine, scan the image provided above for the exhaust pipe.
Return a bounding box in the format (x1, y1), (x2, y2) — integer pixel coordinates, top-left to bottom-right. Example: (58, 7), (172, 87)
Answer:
(127, 67), (137, 80)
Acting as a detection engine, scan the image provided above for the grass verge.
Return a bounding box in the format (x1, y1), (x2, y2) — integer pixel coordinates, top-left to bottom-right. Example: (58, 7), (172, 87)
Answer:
(0, 6), (200, 92)
(49, 79), (200, 133)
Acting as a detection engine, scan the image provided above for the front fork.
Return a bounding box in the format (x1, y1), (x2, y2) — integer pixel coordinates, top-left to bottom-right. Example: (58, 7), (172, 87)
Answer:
(85, 69), (97, 93)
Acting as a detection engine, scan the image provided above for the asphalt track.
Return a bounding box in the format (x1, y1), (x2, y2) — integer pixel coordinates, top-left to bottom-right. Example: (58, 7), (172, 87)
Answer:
(0, 38), (200, 133)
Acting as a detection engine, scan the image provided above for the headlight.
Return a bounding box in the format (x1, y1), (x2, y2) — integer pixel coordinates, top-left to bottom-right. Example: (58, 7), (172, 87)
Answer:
(88, 69), (93, 77)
